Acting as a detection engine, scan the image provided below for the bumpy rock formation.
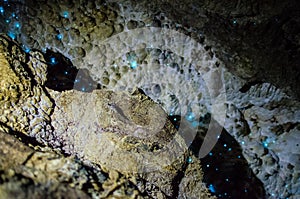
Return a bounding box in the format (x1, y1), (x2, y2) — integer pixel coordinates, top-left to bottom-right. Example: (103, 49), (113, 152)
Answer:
(125, 0), (300, 100)
(0, 35), (214, 198)
(224, 82), (300, 198)
(0, 0), (299, 198)
(0, 35), (53, 144)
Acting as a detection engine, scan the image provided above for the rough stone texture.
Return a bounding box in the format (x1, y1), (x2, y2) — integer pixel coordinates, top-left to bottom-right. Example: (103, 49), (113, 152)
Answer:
(0, 34), (53, 145)
(0, 35), (215, 198)
(0, 0), (299, 198)
(223, 77), (300, 198)
(49, 88), (214, 198)
(0, 133), (91, 199)
(123, 0), (300, 100)
(0, 129), (144, 199)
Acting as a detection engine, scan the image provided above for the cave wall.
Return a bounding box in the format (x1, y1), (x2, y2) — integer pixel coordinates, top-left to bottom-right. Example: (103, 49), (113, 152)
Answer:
(0, 0), (299, 198)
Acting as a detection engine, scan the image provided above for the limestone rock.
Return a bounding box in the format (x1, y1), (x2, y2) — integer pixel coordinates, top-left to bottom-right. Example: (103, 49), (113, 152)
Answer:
(1, 0), (299, 198)
(224, 78), (300, 198)
(0, 34), (53, 145)
(49, 88), (214, 198)
(0, 34), (214, 198)
(0, 129), (150, 198)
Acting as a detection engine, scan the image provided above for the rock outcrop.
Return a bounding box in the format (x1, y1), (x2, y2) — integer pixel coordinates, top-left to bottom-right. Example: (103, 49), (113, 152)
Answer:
(0, 34), (214, 198)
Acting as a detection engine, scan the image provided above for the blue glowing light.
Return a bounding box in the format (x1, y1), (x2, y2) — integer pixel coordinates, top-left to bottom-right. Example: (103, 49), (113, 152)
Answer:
(61, 11), (69, 18)
(233, 19), (237, 25)
(64, 71), (68, 75)
(5, 19), (10, 23)
(81, 87), (86, 92)
(228, 147), (232, 152)
(50, 57), (57, 65)
(208, 184), (216, 193)
(185, 111), (195, 122)
(0, 7), (4, 14)
(7, 31), (16, 40)
(14, 21), (20, 28)
(12, 13), (15, 17)
(223, 144), (227, 147)
(263, 141), (269, 148)
(225, 178), (229, 182)
(191, 121), (199, 128)
(241, 141), (245, 145)
(56, 33), (63, 40)
(187, 157), (193, 163)
(209, 152), (213, 156)
(22, 45), (31, 53)
(206, 164), (210, 168)
(238, 155), (241, 159)
(130, 60), (137, 69)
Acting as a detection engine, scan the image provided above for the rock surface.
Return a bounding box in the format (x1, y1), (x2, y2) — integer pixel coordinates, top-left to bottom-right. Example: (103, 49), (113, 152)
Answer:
(0, 129), (144, 199)
(0, 35), (53, 144)
(0, 34), (214, 198)
(0, 0), (299, 198)
(49, 88), (214, 198)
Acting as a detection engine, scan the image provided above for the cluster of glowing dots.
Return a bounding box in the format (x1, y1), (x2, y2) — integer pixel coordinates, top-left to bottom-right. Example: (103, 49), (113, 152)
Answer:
(0, 2), (31, 53)
(184, 110), (205, 128)
(74, 75), (93, 92)
(54, 10), (70, 41)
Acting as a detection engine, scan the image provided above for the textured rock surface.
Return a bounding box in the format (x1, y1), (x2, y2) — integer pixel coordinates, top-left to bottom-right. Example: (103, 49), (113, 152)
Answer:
(0, 129), (146, 199)
(0, 35), (214, 198)
(0, 0), (299, 198)
(223, 80), (300, 198)
(49, 88), (214, 198)
(0, 35), (53, 144)
(124, 0), (300, 99)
